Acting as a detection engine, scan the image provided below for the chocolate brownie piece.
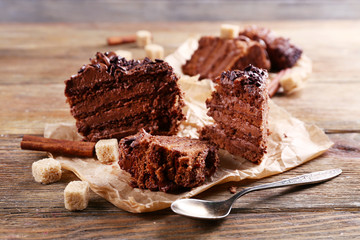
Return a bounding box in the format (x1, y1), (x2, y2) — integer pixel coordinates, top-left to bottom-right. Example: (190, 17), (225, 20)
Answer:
(200, 65), (269, 164)
(239, 25), (302, 70)
(119, 131), (219, 192)
(64, 52), (185, 142)
(182, 36), (270, 80)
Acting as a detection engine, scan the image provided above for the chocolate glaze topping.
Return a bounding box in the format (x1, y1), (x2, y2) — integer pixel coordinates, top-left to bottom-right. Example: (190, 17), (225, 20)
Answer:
(84, 52), (168, 77)
(220, 64), (268, 87)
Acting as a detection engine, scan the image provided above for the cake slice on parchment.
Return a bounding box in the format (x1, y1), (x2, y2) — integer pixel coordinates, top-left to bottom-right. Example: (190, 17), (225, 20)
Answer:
(119, 131), (219, 193)
(182, 36), (270, 80)
(200, 65), (269, 164)
(239, 25), (303, 71)
(64, 52), (185, 142)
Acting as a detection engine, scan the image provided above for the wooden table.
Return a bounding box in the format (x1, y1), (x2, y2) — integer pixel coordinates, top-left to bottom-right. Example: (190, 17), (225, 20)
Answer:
(1, 21), (360, 239)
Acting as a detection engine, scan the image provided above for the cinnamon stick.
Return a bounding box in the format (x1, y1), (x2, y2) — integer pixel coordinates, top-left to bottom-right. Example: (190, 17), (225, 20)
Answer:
(268, 69), (288, 98)
(107, 35), (136, 46)
(21, 135), (95, 158)
(268, 77), (281, 98)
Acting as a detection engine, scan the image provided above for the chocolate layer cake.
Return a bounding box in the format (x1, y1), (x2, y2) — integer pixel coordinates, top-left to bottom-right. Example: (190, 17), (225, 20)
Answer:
(239, 25), (302, 71)
(65, 52), (185, 142)
(182, 36), (270, 80)
(200, 65), (269, 164)
(119, 131), (219, 192)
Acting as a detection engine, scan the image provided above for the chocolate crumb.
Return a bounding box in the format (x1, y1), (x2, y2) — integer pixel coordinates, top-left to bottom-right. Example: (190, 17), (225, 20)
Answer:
(229, 71), (237, 81)
(229, 186), (237, 194)
(78, 65), (86, 74)
(143, 57), (152, 63)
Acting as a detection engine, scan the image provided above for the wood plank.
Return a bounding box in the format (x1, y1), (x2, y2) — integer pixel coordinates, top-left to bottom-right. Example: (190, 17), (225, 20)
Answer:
(1, 0), (360, 23)
(272, 82), (360, 130)
(0, 84), (73, 134)
(1, 210), (360, 239)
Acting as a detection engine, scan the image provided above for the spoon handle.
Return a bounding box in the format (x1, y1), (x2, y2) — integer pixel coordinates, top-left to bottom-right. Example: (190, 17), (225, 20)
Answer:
(230, 169), (342, 202)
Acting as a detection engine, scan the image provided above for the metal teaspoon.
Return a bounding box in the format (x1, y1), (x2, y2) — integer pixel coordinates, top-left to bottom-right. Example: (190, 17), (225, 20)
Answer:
(171, 169), (342, 219)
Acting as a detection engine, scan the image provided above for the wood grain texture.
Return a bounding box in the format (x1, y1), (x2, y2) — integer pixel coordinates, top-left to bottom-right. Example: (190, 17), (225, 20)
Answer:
(1, 21), (360, 239)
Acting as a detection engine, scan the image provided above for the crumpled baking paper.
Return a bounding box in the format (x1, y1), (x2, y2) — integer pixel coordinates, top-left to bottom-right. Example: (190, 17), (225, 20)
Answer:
(45, 80), (332, 213)
(44, 38), (330, 213)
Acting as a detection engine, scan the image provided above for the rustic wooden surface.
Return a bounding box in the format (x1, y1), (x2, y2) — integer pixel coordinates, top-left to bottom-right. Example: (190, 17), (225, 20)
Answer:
(1, 0), (360, 22)
(1, 21), (360, 239)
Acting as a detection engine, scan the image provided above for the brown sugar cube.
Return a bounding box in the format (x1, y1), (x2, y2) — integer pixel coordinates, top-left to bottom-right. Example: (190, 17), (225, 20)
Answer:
(220, 24), (239, 39)
(279, 55), (312, 94)
(64, 181), (90, 211)
(114, 49), (133, 60)
(32, 158), (62, 184)
(136, 30), (152, 47)
(95, 139), (119, 164)
(145, 44), (164, 59)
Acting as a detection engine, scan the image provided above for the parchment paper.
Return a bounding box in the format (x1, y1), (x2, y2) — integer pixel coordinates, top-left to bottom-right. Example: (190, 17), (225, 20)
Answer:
(45, 79), (332, 213)
(44, 38), (330, 213)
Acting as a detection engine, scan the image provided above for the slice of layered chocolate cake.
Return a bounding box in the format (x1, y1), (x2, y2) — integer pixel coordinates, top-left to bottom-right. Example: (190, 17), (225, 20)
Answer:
(239, 25), (302, 71)
(65, 52), (185, 142)
(200, 65), (269, 164)
(119, 131), (219, 192)
(182, 36), (270, 80)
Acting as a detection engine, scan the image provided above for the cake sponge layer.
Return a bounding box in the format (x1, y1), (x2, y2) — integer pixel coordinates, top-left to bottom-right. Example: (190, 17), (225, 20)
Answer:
(119, 131), (219, 192)
(200, 66), (269, 164)
(182, 36), (270, 80)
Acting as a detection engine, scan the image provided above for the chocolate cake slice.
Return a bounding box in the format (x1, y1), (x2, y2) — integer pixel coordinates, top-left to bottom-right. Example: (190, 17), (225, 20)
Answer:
(182, 36), (270, 80)
(239, 25), (303, 71)
(119, 131), (219, 192)
(200, 65), (269, 164)
(65, 52), (185, 142)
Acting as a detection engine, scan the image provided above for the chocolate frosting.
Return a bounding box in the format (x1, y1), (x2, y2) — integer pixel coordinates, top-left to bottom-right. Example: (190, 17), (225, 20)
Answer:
(78, 52), (169, 78)
(220, 65), (268, 87)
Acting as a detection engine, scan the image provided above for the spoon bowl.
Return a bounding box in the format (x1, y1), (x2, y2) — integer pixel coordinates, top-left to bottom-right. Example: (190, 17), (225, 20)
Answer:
(171, 199), (233, 219)
(171, 169), (342, 219)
